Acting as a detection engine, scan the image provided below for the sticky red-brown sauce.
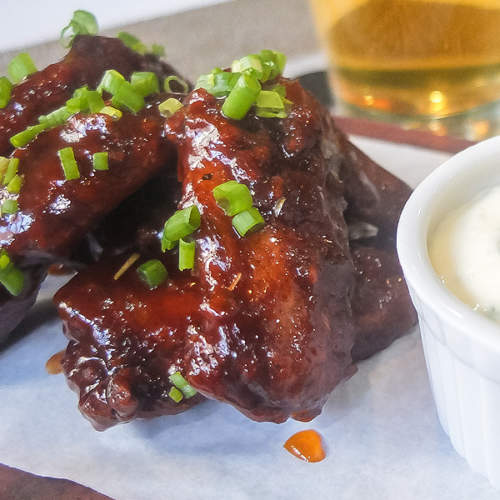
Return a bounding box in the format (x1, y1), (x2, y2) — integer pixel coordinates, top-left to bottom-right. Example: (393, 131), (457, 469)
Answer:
(284, 429), (326, 463)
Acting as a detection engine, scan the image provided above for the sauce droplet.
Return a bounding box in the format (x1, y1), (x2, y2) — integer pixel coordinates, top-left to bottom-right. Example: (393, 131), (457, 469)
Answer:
(45, 350), (65, 375)
(284, 429), (326, 463)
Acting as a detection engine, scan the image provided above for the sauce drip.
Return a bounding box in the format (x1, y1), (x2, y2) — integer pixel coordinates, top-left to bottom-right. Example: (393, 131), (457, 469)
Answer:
(45, 350), (64, 375)
(284, 430), (326, 463)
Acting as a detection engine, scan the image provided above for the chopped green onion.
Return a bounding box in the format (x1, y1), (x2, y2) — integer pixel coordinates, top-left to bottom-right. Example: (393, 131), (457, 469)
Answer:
(92, 152), (109, 171)
(3, 158), (19, 186)
(86, 90), (105, 113)
(1, 199), (18, 215)
(60, 10), (98, 47)
(161, 238), (177, 252)
(137, 259), (168, 289)
(213, 180), (253, 216)
(6, 174), (23, 194)
(111, 81), (145, 113)
(10, 124), (47, 148)
(0, 77), (12, 109)
(57, 147), (80, 180)
(163, 75), (189, 94)
(179, 238), (195, 271)
(255, 90), (287, 118)
(158, 98), (183, 118)
(259, 49), (286, 80)
(169, 371), (197, 398)
(270, 84), (286, 98)
(99, 106), (122, 120)
(231, 54), (264, 79)
(168, 386), (184, 403)
(0, 252), (24, 296)
(0, 157), (9, 179)
(117, 32), (148, 55)
(8, 53), (37, 84)
(38, 106), (73, 128)
(97, 69), (125, 95)
(195, 70), (240, 98)
(131, 72), (159, 97)
(65, 97), (83, 114)
(232, 207), (265, 236)
(221, 73), (261, 120)
(162, 205), (201, 248)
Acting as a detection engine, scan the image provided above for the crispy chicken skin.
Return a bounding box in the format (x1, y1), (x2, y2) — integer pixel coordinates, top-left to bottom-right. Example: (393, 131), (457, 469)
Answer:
(55, 80), (358, 428)
(0, 35), (180, 157)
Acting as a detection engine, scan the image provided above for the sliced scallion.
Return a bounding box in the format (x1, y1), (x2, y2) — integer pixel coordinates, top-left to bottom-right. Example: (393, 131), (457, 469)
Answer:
(162, 205), (201, 248)
(1, 199), (18, 215)
(212, 180), (253, 216)
(255, 90), (287, 118)
(97, 69), (125, 95)
(3, 158), (19, 186)
(232, 207), (265, 236)
(117, 32), (148, 55)
(38, 106), (73, 128)
(169, 371), (197, 398)
(163, 75), (189, 94)
(195, 70), (240, 98)
(0, 252), (24, 296)
(60, 10), (98, 47)
(231, 54), (264, 80)
(168, 386), (183, 403)
(179, 238), (195, 271)
(57, 147), (80, 180)
(6, 174), (23, 194)
(151, 43), (165, 57)
(137, 259), (168, 289)
(99, 106), (122, 120)
(92, 152), (108, 171)
(131, 72), (159, 97)
(86, 90), (105, 113)
(8, 53), (37, 84)
(10, 124), (47, 148)
(158, 98), (183, 117)
(221, 73), (261, 120)
(0, 77), (12, 109)
(0, 157), (9, 179)
(111, 81), (145, 113)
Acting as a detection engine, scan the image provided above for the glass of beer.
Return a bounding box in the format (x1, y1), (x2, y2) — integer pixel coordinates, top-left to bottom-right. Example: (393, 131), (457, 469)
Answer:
(309, 0), (500, 119)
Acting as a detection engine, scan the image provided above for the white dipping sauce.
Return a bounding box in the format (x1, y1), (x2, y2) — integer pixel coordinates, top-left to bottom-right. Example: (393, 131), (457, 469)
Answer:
(429, 185), (500, 322)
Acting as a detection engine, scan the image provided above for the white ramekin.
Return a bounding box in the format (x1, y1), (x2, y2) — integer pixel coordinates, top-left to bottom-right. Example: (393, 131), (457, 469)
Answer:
(397, 136), (500, 488)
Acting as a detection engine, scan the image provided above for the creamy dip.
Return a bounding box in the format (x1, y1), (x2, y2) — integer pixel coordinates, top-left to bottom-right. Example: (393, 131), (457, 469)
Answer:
(429, 185), (500, 322)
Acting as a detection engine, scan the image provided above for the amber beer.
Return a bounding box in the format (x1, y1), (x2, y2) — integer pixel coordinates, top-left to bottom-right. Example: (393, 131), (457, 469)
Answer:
(309, 0), (500, 117)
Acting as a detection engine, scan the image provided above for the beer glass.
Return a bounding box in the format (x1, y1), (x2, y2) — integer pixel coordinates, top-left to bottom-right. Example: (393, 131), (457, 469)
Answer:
(309, 0), (500, 119)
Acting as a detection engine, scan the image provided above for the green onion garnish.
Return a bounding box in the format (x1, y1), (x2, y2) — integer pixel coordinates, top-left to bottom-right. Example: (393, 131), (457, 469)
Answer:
(117, 32), (148, 55)
(0, 77), (12, 109)
(212, 180), (253, 216)
(8, 53), (37, 84)
(131, 72), (159, 97)
(3, 158), (19, 186)
(6, 174), (23, 194)
(164, 75), (189, 94)
(60, 10), (98, 47)
(255, 90), (287, 118)
(221, 73), (261, 120)
(137, 259), (168, 289)
(99, 106), (122, 120)
(97, 69), (125, 95)
(179, 238), (195, 271)
(1, 199), (18, 215)
(86, 90), (105, 113)
(10, 124), (47, 148)
(151, 43), (165, 57)
(38, 106), (73, 128)
(0, 251), (24, 296)
(162, 205), (201, 251)
(232, 207), (265, 236)
(231, 54), (264, 80)
(0, 157), (9, 179)
(169, 372), (197, 398)
(111, 81), (145, 114)
(158, 98), (183, 117)
(168, 387), (184, 403)
(92, 152), (109, 171)
(195, 69), (240, 98)
(57, 147), (80, 180)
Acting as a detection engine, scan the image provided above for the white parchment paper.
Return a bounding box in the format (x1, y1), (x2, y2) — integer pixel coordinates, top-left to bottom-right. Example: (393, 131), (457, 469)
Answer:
(1, 138), (497, 500)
